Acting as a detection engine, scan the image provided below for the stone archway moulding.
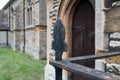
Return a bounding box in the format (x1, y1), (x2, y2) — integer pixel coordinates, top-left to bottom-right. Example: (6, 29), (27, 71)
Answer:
(57, 0), (95, 18)
(56, 0), (95, 58)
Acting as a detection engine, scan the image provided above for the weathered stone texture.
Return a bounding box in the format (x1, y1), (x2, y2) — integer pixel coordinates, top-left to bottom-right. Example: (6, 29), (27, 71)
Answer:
(0, 10), (8, 47)
(23, 0), (47, 59)
(105, 7), (120, 32)
(0, 10), (4, 24)
(39, 29), (47, 59)
(3, 8), (9, 27)
(0, 32), (7, 47)
(32, 2), (39, 25)
(20, 31), (24, 51)
(13, 31), (20, 50)
(39, 0), (46, 26)
(95, 0), (108, 50)
(8, 32), (14, 48)
(109, 32), (120, 51)
(12, 0), (24, 30)
(25, 28), (47, 60)
(25, 29), (36, 54)
(2, 0), (47, 60)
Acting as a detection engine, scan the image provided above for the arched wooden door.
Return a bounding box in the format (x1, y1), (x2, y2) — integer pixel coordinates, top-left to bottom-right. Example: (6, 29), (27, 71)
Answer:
(72, 0), (95, 79)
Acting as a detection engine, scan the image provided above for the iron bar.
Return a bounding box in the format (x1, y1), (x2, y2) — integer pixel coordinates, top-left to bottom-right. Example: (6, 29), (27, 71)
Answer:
(23, 0), (26, 52)
(50, 61), (120, 80)
(65, 52), (120, 62)
(50, 52), (120, 80)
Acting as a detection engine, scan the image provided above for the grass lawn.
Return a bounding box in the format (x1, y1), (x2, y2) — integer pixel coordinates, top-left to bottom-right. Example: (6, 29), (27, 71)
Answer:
(0, 48), (46, 80)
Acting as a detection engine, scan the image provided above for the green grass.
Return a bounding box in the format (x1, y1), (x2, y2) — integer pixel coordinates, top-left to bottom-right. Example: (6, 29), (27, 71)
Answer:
(0, 48), (46, 80)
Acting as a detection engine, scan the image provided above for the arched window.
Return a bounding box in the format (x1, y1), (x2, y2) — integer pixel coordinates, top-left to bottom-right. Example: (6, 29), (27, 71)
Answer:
(27, 7), (32, 25)
(26, 0), (32, 25)
(11, 7), (16, 29)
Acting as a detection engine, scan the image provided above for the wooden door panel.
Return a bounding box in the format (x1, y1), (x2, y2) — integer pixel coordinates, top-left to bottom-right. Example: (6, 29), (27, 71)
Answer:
(72, 0), (95, 79)
(72, 0), (95, 64)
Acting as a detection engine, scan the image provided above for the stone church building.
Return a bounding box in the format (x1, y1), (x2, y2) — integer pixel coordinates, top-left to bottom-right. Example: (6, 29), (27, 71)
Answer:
(2, 0), (47, 60)
(45, 0), (120, 80)
(1, 0), (120, 80)
(0, 10), (10, 47)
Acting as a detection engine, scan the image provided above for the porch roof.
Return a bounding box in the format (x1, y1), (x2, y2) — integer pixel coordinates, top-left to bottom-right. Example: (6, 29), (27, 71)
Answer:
(0, 24), (10, 31)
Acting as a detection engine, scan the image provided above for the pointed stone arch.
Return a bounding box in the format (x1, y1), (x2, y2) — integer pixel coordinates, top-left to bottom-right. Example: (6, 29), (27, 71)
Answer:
(57, 0), (95, 18)
(55, 0), (95, 58)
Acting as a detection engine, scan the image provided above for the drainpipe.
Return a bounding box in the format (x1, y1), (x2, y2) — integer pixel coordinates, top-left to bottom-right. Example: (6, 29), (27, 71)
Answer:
(23, 0), (26, 52)
(7, 4), (11, 46)
(6, 31), (8, 46)
(39, 0), (40, 24)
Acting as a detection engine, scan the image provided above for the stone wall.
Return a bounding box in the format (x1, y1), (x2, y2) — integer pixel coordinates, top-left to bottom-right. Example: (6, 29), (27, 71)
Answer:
(25, 27), (47, 60)
(8, 31), (14, 48)
(109, 32), (120, 51)
(20, 31), (24, 51)
(103, 1), (120, 52)
(15, 0), (24, 30)
(23, 0), (47, 59)
(39, 0), (46, 26)
(0, 10), (4, 24)
(32, 2), (39, 25)
(0, 31), (7, 47)
(3, 7), (9, 28)
(10, 0), (23, 51)
(13, 31), (21, 51)
(104, 1), (120, 54)
(3, 0), (47, 60)
(39, 27), (47, 59)
(0, 10), (7, 47)
(105, 3), (120, 32)
(25, 29), (36, 54)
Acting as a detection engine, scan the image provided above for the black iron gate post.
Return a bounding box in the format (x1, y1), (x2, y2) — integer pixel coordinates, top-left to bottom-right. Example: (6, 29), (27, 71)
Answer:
(52, 19), (67, 80)
(55, 51), (63, 80)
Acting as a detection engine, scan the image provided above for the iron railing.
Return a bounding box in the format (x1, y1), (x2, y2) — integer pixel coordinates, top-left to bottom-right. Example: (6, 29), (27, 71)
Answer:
(50, 52), (120, 80)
